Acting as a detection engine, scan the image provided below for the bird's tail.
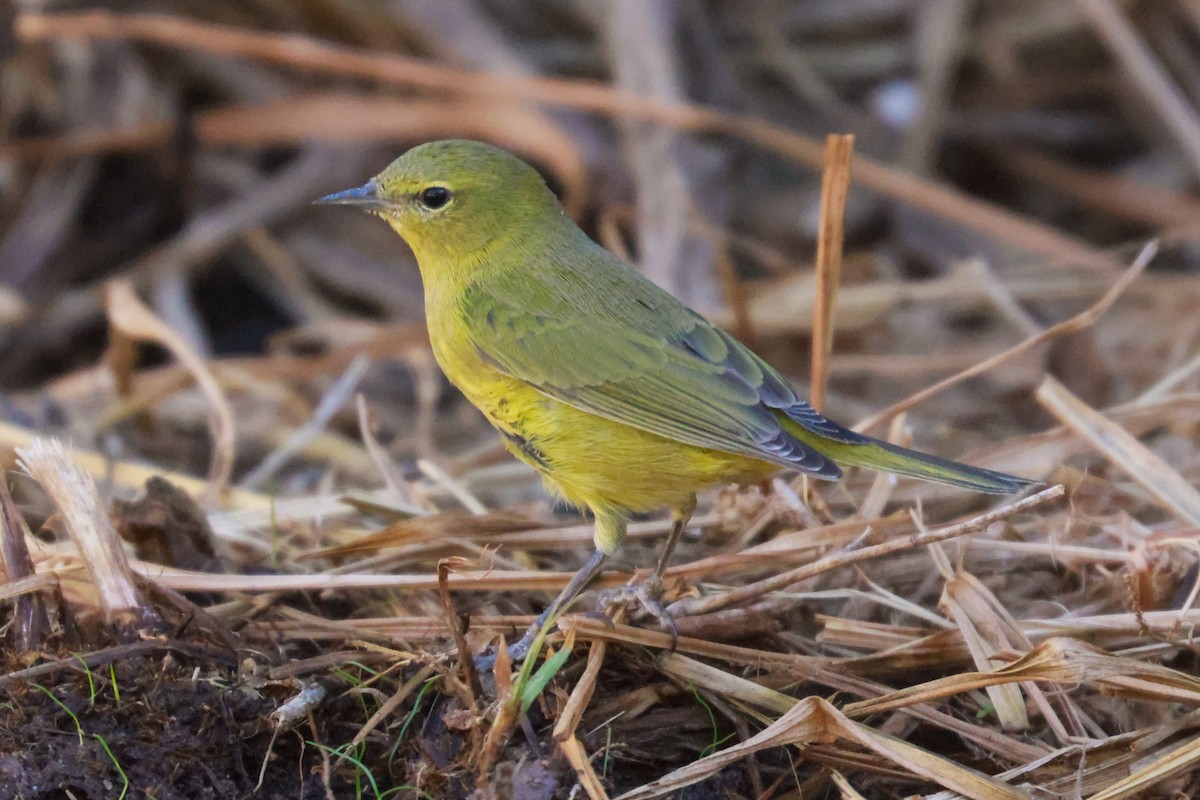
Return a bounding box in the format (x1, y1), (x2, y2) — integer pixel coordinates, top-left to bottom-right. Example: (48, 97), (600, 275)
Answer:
(793, 430), (1037, 494)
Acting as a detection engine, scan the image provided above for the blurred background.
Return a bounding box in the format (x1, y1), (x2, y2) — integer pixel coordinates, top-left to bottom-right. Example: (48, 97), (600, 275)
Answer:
(1, 0), (1199, 500)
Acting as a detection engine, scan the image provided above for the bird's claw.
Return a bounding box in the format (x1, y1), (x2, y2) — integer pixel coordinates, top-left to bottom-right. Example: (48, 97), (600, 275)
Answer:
(581, 608), (617, 630)
(602, 575), (680, 651)
(473, 624), (539, 671)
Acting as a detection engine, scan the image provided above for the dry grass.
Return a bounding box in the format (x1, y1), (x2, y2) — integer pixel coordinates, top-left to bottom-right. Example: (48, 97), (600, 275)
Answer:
(3, 2), (1200, 798)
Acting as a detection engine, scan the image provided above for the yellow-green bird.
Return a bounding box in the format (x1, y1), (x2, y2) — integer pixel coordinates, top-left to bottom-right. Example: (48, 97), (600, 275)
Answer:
(318, 140), (1035, 657)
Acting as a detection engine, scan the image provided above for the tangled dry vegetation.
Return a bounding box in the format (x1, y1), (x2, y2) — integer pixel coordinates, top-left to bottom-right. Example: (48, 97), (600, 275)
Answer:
(3, 2), (1200, 798)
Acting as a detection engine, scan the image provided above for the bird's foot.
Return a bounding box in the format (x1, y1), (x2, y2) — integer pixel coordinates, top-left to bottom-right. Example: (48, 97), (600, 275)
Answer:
(473, 617), (543, 671)
(602, 574), (680, 651)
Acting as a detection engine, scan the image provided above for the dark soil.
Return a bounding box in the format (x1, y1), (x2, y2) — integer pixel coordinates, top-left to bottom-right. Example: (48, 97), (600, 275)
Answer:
(0, 644), (356, 800)
(0, 632), (752, 800)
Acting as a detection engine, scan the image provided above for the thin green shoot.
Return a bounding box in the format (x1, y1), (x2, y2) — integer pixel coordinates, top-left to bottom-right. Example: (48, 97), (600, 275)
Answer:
(310, 740), (381, 800)
(71, 654), (97, 707)
(388, 675), (439, 765)
(332, 667), (378, 721)
(332, 663), (380, 689)
(108, 663), (121, 708)
(33, 684), (83, 746)
(94, 733), (129, 800)
(690, 685), (735, 757)
(506, 612), (566, 721)
(343, 661), (381, 678)
(519, 638), (573, 716)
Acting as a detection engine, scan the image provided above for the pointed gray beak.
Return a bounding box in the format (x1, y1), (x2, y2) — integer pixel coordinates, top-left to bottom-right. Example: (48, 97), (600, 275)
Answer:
(314, 180), (383, 208)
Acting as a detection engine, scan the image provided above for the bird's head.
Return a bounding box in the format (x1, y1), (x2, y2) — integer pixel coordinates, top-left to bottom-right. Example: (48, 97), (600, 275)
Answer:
(316, 140), (566, 273)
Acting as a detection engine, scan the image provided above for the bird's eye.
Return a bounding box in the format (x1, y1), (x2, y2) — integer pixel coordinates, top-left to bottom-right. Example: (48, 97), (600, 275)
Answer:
(417, 186), (452, 210)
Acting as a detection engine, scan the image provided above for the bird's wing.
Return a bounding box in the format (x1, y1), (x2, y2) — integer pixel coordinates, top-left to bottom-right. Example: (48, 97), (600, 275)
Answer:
(459, 259), (867, 479)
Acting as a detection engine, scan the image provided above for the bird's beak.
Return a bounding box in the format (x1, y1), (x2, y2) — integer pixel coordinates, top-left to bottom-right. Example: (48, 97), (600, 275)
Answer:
(314, 180), (385, 209)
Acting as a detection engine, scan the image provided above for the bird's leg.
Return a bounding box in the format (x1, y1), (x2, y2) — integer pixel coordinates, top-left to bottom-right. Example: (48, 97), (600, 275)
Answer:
(499, 548), (608, 663)
(479, 510), (625, 667)
(648, 497), (697, 587)
(595, 497), (696, 649)
(632, 498), (695, 647)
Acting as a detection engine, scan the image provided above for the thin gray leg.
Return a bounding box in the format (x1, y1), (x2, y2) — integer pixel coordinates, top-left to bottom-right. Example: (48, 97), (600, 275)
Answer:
(649, 506), (692, 582)
(487, 548), (609, 665)
(636, 498), (696, 649)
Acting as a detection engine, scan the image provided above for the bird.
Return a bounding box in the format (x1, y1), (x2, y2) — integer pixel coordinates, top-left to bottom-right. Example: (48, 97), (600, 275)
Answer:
(317, 139), (1036, 658)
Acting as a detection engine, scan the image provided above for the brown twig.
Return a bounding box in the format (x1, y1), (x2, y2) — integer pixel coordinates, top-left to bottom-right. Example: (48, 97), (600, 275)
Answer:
(331, 663), (437, 773)
(1037, 376), (1200, 525)
(17, 438), (159, 630)
(553, 609), (622, 800)
(0, 476), (47, 651)
(437, 557), (482, 701)
(853, 240), (1158, 434)
(810, 134), (855, 413)
(669, 484), (1064, 618)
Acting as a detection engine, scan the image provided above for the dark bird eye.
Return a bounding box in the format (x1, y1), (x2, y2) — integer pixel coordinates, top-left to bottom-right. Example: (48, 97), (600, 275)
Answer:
(418, 186), (452, 210)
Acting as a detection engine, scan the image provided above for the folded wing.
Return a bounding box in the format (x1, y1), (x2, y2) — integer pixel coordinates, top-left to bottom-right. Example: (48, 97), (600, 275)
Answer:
(460, 262), (868, 480)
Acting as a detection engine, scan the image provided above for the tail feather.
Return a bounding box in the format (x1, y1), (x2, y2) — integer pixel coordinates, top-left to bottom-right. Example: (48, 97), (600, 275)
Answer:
(793, 431), (1037, 494)
(868, 439), (1037, 493)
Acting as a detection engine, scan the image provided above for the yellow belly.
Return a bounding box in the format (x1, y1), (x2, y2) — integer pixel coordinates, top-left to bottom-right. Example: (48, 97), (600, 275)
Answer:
(466, 374), (773, 514)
